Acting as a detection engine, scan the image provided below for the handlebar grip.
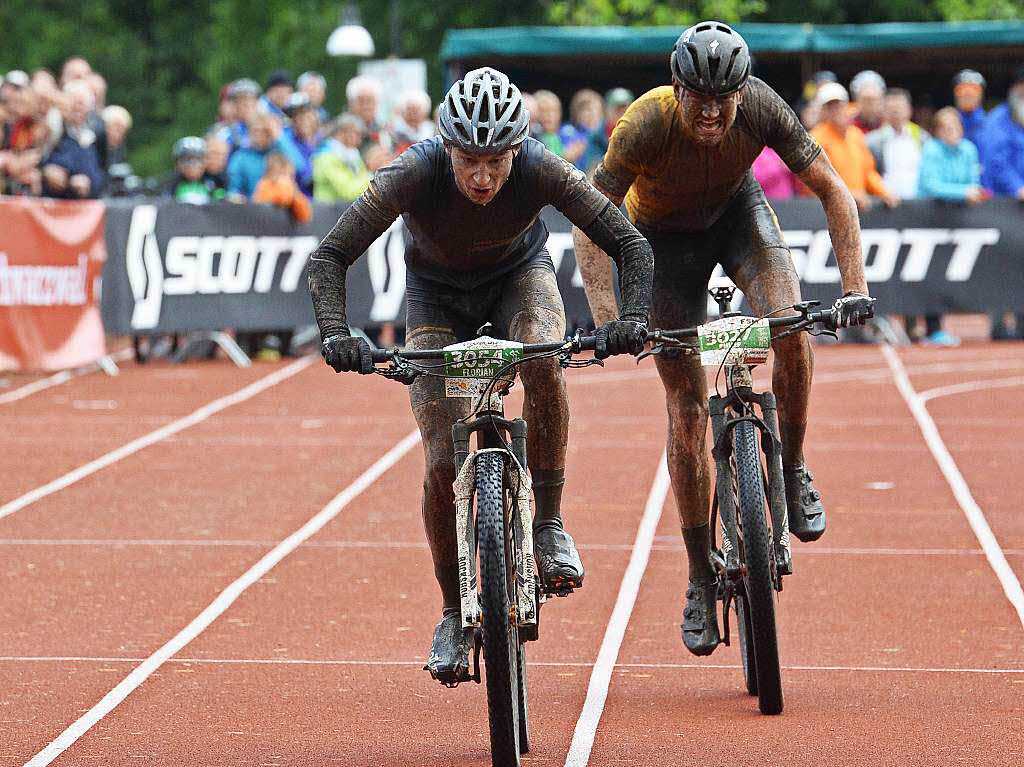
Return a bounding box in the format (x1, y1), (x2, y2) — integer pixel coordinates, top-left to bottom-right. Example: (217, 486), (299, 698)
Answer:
(576, 335), (598, 352)
(371, 349), (392, 364)
(808, 309), (839, 330)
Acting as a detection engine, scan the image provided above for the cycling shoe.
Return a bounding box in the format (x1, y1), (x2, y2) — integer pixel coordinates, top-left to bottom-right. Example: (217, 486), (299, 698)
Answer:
(681, 577), (721, 656)
(423, 608), (473, 687)
(534, 519), (584, 594)
(785, 465), (826, 542)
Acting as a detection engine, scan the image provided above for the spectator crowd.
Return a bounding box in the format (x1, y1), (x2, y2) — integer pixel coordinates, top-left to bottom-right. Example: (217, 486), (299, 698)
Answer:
(751, 66), (1024, 344)
(3, 55), (1023, 343)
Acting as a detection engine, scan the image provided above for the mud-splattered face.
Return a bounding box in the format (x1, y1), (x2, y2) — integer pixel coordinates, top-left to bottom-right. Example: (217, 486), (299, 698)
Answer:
(448, 145), (516, 206)
(674, 82), (741, 146)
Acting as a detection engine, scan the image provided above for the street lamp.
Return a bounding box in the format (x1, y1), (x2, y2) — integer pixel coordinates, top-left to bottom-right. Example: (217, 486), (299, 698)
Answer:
(326, 3), (375, 57)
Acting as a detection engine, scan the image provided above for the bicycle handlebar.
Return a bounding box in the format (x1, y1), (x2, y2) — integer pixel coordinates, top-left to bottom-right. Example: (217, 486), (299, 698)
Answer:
(647, 305), (838, 342)
(370, 332), (600, 364)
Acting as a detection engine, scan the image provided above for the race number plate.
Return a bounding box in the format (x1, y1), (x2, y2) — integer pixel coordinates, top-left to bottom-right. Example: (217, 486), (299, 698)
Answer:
(697, 317), (771, 367)
(443, 336), (523, 398)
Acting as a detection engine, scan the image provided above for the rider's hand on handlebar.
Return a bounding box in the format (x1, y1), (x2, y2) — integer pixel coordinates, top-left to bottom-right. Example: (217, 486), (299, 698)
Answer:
(831, 292), (876, 328)
(321, 334), (373, 374)
(593, 319), (648, 360)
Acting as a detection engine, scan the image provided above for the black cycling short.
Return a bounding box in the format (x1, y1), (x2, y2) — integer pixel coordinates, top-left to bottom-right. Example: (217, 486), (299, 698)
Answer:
(405, 252), (565, 407)
(643, 178), (799, 338)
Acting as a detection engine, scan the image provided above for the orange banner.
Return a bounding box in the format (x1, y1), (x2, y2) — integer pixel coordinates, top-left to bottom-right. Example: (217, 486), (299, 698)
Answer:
(0, 197), (107, 371)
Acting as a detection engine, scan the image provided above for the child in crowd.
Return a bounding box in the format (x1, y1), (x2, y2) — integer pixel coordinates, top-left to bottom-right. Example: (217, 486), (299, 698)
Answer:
(253, 150), (311, 223)
(165, 136), (225, 204)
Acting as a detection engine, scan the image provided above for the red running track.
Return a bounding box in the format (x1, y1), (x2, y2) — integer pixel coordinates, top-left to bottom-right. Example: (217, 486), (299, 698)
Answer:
(1, 341), (1022, 766)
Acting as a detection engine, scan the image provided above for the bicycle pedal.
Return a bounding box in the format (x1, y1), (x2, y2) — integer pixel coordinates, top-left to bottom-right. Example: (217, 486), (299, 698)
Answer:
(775, 545), (793, 577)
(542, 576), (581, 597)
(424, 664), (473, 689)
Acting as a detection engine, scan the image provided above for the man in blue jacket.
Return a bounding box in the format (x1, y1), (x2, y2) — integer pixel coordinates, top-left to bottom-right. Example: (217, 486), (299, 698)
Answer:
(976, 66), (1024, 340)
(953, 69), (987, 150)
(978, 66), (1024, 200)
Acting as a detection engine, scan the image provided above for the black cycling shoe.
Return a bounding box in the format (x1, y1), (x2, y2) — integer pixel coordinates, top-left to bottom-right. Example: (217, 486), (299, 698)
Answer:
(423, 608), (473, 687)
(681, 577), (721, 656)
(785, 465), (826, 542)
(534, 519), (584, 595)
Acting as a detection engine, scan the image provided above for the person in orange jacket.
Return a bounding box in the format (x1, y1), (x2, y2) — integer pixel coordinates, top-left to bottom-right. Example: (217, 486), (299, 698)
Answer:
(810, 82), (899, 211)
(252, 150), (312, 223)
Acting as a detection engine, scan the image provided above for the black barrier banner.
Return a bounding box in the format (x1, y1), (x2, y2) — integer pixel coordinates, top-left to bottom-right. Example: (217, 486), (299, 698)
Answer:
(102, 197), (1023, 335)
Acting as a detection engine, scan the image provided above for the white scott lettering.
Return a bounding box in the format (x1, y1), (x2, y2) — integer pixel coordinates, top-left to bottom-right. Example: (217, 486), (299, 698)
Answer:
(124, 204), (318, 330)
(783, 228), (1000, 284)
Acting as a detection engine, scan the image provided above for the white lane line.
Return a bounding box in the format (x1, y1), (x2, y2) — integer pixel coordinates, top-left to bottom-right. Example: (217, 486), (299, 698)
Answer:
(568, 358), (1024, 389)
(0, 357), (314, 522)
(0, 349), (132, 405)
(608, 662), (1024, 675)
(882, 344), (1024, 630)
(23, 428), (421, 767)
(5, 656), (1022, 676)
(564, 451), (669, 767)
(918, 376), (1024, 403)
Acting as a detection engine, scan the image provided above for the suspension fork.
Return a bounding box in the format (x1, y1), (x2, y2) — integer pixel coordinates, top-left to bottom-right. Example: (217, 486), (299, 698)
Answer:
(453, 412), (528, 473)
(755, 391), (792, 568)
(709, 394), (741, 577)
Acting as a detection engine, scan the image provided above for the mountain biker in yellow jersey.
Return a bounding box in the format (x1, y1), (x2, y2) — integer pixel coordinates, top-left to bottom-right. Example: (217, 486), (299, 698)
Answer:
(308, 68), (654, 684)
(572, 22), (875, 657)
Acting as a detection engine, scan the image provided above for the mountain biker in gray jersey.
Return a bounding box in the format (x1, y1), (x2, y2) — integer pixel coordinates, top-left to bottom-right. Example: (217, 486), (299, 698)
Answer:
(308, 67), (654, 685)
(572, 22), (875, 657)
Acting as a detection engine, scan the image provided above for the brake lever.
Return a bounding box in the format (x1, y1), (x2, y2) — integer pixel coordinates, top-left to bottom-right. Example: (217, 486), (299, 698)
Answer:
(808, 327), (839, 340)
(377, 364), (420, 385)
(636, 339), (694, 362)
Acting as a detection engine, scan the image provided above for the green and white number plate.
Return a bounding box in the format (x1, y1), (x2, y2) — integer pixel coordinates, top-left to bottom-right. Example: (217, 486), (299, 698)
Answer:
(697, 316), (771, 367)
(443, 336), (523, 398)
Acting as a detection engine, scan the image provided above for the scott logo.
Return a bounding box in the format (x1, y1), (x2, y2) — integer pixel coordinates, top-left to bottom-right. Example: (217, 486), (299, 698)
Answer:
(125, 205), (318, 330)
(786, 227), (1000, 284)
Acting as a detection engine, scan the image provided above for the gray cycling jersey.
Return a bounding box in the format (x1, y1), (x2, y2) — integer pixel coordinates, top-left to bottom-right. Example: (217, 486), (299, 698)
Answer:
(308, 136), (653, 339)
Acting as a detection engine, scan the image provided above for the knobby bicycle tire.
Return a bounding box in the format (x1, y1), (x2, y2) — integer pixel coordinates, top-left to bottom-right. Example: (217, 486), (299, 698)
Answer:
(734, 420), (784, 715)
(477, 451), (522, 766)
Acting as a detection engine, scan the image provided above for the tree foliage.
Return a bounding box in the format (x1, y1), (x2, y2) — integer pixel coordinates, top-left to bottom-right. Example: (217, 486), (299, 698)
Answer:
(543, 0), (766, 27)
(1, 0), (1021, 176)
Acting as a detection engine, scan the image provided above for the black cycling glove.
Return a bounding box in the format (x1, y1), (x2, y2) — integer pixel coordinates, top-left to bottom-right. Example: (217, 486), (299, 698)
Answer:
(321, 334), (373, 374)
(594, 320), (647, 360)
(831, 292), (876, 328)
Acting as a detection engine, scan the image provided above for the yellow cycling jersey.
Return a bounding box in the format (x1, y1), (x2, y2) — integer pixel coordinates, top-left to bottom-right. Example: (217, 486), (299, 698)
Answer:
(594, 78), (821, 232)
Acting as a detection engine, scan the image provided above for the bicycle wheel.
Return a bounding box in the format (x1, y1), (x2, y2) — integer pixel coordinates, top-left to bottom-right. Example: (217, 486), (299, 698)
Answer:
(733, 420), (784, 715)
(477, 451), (522, 766)
(735, 584), (757, 696)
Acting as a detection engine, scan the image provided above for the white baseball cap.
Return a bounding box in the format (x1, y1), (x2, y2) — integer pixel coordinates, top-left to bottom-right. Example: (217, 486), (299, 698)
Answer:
(815, 81), (849, 105)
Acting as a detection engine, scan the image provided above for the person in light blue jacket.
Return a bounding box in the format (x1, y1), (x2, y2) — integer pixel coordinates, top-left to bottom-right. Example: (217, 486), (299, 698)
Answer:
(914, 108), (988, 347)
(918, 107), (985, 203)
(226, 112), (303, 200)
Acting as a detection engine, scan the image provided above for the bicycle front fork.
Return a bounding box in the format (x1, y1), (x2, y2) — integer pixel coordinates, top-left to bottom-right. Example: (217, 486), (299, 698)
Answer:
(710, 389), (793, 582)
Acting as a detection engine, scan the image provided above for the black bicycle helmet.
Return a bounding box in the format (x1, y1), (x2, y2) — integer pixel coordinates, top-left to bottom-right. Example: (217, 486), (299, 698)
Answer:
(172, 136), (206, 160)
(438, 67), (530, 154)
(670, 21), (751, 97)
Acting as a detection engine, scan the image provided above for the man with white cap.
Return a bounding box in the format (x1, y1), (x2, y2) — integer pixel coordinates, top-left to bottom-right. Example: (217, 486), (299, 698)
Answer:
(811, 81), (899, 211)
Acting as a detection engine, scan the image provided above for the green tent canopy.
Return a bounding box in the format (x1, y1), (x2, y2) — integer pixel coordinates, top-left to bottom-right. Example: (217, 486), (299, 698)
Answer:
(441, 21), (1024, 107)
(442, 21), (1024, 59)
